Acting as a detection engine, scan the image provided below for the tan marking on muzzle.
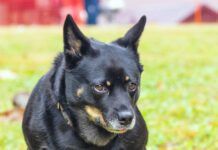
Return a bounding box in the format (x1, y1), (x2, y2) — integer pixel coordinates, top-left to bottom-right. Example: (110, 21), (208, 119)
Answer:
(76, 87), (84, 97)
(85, 106), (106, 126)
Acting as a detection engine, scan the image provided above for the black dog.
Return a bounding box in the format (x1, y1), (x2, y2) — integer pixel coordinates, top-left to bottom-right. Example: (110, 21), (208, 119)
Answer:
(22, 14), (148, 150)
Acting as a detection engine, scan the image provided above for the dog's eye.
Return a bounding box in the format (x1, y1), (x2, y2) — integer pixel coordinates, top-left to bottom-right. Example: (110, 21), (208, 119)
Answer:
(93, 84), (108, 94)
(127, 82), (137, 92)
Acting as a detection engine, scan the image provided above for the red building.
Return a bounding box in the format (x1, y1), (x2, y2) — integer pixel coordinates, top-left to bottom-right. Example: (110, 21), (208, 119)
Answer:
(181, 5), (218, 23)
(0, 0), (86, 25)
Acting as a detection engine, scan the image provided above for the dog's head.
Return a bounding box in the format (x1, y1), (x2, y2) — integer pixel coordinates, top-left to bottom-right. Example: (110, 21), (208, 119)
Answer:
(63, 15), (146, 136)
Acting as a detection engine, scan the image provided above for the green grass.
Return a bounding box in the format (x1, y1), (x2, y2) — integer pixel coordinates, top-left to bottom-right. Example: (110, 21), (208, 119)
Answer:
(0, 24), (218, 149)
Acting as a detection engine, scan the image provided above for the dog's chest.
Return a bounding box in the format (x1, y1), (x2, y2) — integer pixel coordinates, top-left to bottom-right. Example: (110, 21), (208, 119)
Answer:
(58, 134), (137, 150)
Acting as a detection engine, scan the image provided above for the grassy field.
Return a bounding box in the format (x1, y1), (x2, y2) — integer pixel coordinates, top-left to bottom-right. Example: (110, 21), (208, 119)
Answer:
(0, 24), (217, 149)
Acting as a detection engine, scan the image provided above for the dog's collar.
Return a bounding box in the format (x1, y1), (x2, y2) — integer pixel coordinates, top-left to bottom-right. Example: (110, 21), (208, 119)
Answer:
(56, 102), (73, 127)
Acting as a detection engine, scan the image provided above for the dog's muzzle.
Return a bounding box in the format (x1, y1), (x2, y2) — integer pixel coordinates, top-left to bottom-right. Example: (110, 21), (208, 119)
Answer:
(85, 105), (136, 134)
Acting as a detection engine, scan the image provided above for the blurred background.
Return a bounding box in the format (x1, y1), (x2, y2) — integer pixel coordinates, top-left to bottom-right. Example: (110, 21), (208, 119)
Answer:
(0, 0), (217, 149)
(0, 0), (217, 25)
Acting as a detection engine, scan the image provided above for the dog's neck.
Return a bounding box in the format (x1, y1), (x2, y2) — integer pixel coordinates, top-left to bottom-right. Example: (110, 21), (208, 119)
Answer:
(55, 101), (116, 146)
(70, 107), (117, 146)
(56, 101), (116, 146)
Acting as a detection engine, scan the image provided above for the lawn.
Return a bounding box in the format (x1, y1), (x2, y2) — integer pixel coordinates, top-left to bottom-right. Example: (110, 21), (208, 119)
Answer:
(0, 24), (217, 149)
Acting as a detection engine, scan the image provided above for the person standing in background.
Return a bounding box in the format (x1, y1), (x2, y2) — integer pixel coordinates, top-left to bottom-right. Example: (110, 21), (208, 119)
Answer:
(84, 0), (99, 24)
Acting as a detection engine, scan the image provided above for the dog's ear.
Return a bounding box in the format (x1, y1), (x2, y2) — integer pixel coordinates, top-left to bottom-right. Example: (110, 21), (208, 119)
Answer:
(63, 15), (90, 68)
(113, 15), (146, 51)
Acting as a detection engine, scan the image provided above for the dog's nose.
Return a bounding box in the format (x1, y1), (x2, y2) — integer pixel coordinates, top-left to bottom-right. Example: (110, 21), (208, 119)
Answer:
(117, 111), (133, 126)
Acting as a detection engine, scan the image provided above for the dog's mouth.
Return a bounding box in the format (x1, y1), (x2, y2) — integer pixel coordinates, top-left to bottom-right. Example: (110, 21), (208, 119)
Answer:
(105, 127), (128, 134)
(84, 105), (134, 134)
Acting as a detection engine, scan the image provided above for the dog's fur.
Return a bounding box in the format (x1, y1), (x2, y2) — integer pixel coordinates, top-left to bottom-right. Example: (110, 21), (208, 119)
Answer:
(22, 15), (148, 150)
